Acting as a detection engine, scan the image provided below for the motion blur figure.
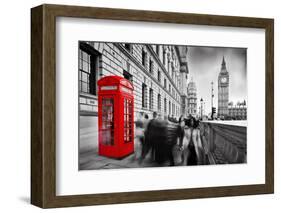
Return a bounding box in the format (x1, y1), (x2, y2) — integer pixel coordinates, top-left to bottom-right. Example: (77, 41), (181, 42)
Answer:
(140, 112), (178, 166)
(134, 112), (149, 160)
(172, 116), (185, 165)
(182, 116), (204, 165)
(139, 113), (206, 167)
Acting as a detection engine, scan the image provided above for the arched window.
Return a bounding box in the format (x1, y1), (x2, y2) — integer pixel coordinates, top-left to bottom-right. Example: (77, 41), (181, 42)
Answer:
(142, 48), (147, 68)
(157, 94), (161, 111)
(157, 70), (161, 82)
(149, 88), (154, 110)
(142, 83), (147, 108)
(164, 98), (167, 114)
(149, 58), (154, 74)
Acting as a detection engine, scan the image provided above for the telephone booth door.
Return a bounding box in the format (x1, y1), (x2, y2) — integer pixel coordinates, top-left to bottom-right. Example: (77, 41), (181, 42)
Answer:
(100, 97), (114, 146)
(123, 97), (134, 145)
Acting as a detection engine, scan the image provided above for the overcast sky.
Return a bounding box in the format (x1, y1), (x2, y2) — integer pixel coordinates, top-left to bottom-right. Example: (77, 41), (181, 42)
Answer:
(187, 46), (247, 115)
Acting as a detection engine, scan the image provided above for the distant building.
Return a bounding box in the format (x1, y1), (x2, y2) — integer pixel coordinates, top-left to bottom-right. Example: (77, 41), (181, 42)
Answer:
(187, 78), (197, 117)
(218, 56), (229, 118)
(78, 42), (189, 120)
(228, 102), (247, 120)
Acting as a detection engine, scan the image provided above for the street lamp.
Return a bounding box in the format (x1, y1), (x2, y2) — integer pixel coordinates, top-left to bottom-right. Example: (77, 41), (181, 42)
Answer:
(200, 98), (203, 120)
(211, 81), (214, 120)
(204, 102), (206, 117)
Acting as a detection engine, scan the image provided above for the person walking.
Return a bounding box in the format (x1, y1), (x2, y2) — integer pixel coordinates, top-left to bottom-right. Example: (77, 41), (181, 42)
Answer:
(182, 116), (204, 165)
(172, 115), (185, 165)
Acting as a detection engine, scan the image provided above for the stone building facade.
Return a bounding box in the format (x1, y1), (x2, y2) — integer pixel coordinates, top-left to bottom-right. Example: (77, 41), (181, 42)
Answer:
(79, 41), (189, 120)
(187, 78), (197, 117)
(228, 105), (247, 120)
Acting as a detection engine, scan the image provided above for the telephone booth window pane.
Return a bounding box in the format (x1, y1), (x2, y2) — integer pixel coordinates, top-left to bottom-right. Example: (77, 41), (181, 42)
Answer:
(101, 98), (114, 145)
(124, 98), (133, 143)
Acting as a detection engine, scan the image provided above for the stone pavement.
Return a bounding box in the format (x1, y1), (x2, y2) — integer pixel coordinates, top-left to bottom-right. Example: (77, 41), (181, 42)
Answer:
(79, 115), (165, 170)
(79, 140), (163, 170)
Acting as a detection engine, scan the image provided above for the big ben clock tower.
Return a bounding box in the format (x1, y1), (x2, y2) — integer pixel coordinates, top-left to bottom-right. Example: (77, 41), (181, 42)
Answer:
(218, 56), (229, 118)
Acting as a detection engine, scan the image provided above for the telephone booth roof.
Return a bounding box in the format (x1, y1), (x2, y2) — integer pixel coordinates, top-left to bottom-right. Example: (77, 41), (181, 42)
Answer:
(98, 76), (134, 90)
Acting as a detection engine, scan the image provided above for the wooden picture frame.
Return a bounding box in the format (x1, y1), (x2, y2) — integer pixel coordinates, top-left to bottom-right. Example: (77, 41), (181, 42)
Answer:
(31, 4), (274, 208)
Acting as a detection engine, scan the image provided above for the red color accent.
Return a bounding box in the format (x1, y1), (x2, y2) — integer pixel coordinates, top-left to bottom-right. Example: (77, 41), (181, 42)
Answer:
(97, 76), (134, 158)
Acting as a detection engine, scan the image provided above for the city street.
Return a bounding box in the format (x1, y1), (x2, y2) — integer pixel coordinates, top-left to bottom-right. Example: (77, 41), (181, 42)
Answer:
(79, 116), (163, 170)
(79, 116), (247, 170)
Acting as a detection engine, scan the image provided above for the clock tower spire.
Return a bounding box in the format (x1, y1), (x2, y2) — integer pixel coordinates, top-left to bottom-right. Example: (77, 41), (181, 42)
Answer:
(218, 56), (229, 119)
(222, 56), (226, 69)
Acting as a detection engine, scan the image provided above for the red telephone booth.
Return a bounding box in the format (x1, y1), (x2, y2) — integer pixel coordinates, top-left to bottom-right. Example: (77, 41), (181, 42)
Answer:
(97, 76), (134, 158)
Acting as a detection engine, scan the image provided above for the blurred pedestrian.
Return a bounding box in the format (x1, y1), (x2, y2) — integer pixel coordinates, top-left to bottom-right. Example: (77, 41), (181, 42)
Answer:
(153, 111), (158, 119)
(134, 112), (145, 160)
(172, 115), (185, 165)
(183, 116), (204, 165)
(143, 114), (149, 129)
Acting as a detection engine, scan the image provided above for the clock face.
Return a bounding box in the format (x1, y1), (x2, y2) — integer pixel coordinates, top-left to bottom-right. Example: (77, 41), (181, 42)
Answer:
(221, 77), (227, 83)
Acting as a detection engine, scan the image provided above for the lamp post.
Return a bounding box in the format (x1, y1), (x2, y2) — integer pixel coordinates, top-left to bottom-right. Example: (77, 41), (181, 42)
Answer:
(211, 81), (214, 120)
(211, 81), (214, 109)
(204, 102), (206, 118)
(200, 98), (203, 120)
